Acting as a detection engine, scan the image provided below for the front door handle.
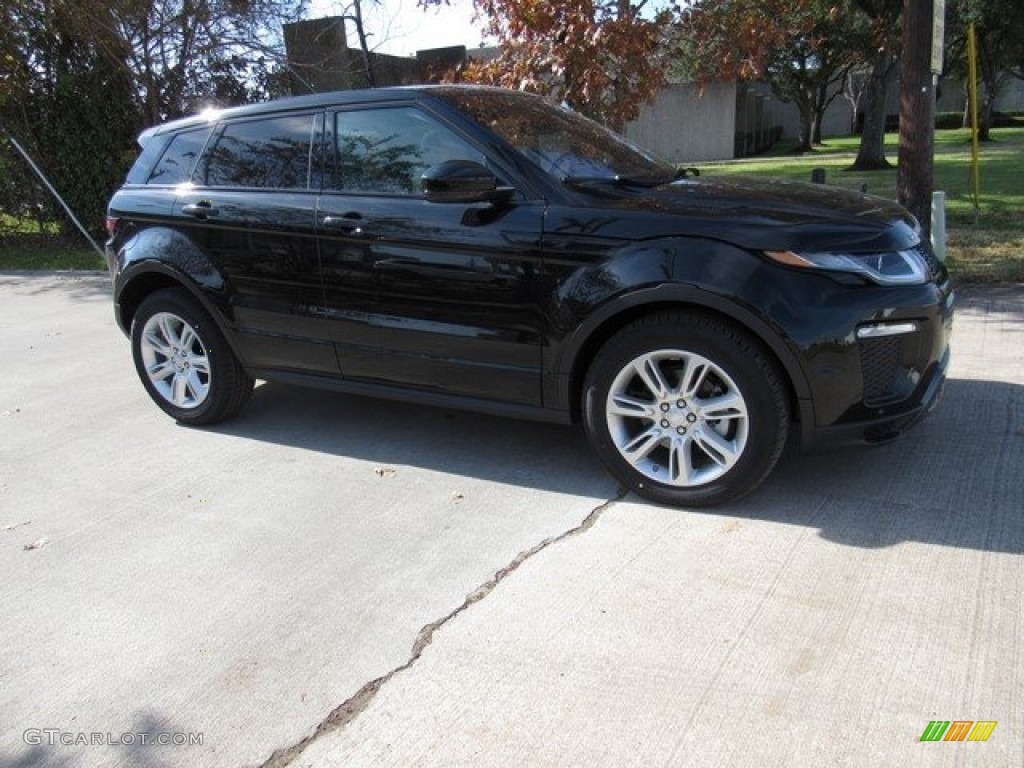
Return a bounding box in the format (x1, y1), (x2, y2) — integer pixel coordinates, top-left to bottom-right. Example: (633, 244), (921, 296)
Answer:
(182, 202), (219, 218)
(321, 214), (365, 235)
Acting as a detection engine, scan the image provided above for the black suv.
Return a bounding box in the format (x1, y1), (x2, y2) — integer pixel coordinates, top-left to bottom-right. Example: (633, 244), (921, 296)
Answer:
(106, 85), (953, 506)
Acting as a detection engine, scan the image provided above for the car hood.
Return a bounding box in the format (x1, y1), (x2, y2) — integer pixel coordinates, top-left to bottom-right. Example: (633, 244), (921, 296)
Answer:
(569, 174), (921, 253)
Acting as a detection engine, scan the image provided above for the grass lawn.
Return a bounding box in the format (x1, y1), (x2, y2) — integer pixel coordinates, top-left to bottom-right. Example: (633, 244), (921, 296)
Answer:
(701, 126), (1024, 282)
(0, 214), (106, 270)
(0, 241), (105, 271)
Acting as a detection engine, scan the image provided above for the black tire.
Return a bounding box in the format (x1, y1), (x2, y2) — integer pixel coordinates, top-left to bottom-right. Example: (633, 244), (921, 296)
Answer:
(130, 288), (254, 425)
(583, 311), (790, 507)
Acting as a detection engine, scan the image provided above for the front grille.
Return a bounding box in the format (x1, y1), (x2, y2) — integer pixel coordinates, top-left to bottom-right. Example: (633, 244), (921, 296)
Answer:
(860, 336), (902, 406)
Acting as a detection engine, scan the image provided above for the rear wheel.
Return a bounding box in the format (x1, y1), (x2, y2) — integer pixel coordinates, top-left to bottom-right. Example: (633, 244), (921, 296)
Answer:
(583, 311), (789, 507)
(131, 289), (253, 425)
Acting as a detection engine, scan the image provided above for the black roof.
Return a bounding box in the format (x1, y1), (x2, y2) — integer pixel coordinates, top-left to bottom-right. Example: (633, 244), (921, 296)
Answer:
(138, 85), (532, 142)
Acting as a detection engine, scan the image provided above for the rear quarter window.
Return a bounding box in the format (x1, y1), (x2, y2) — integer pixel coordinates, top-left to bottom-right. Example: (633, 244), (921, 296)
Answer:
(142, 127), (213, 185)
(125, 134), (169, 185)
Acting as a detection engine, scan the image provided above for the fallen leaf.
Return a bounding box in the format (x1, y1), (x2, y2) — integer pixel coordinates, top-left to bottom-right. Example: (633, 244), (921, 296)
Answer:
(451, 491), (464, 502)
(23, 537), (48, 551)
(374, 466), (397, 478)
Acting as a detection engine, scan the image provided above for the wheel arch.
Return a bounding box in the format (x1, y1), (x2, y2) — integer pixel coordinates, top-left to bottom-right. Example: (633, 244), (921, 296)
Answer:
(557, 286), (813, 427)
(114, 262), (244, 362)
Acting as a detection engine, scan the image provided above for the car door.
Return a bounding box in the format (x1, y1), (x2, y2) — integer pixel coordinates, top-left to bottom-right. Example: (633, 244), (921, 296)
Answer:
(175, 110), (337, 375)
(316, 103), (546, 406)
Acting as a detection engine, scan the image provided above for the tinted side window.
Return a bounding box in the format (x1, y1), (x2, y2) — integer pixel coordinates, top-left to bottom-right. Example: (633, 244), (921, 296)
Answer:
(330, 107), (484, 196)
(201, 114), (314, 189)
(126, 135), (169, 185)
(144, 127), (211, 185)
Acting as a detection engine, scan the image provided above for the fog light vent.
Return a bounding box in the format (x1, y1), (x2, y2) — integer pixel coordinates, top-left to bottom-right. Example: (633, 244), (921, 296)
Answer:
(861, 337), (900, 402)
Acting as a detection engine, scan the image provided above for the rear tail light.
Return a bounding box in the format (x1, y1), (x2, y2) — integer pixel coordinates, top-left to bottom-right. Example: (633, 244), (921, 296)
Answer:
(105, 216), (119, 237)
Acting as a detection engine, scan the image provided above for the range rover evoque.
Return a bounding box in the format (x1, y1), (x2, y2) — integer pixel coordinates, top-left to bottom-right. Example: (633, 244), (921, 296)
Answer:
(105, 85), (954, 507)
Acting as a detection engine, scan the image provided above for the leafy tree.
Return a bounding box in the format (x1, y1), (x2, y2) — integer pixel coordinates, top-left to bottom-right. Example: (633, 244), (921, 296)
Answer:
(422, 0), (674, 129)
(2, 0), (139, 236)
(846, 0), (901, 170)
(1, 0), (304, 239)
(95, 0), (306, 124)
(677, 0), (865, 153)
(946, 0), (1024, 140)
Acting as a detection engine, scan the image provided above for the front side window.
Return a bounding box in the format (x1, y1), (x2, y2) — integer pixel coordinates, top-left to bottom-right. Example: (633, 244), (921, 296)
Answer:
(201, 114), (315, 189)
(145, 127), (212, 185)
(329, 107), (485, 196)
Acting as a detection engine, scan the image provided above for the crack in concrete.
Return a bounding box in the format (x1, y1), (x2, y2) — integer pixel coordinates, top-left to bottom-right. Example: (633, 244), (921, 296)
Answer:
(259, 488), (627, 768)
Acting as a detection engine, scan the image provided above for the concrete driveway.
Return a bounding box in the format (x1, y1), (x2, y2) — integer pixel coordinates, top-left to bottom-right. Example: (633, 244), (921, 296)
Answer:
(1, 273), (1020, 768)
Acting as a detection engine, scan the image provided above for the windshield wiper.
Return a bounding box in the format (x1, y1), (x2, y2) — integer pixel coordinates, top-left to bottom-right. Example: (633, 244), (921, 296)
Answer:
(563, 174), (672, 189)
(562, 175), (623, 187)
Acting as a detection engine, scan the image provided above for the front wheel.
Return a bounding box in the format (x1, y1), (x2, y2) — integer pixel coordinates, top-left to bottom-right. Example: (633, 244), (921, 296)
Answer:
(583, 311), (790, 507)
(131, 288), (254, 425)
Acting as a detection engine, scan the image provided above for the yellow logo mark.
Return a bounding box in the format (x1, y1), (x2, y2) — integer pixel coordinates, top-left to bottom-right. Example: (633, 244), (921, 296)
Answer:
(968, 721), (997, 742)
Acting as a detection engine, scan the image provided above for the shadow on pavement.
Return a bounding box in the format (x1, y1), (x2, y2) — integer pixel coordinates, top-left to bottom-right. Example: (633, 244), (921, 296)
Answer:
(739, 378), (1022, 554)
(210, 375), (1021, 556)
(954, 282), (1024, 323)
(210, 379), (615, 501)
(0, 745), (75, 768)
(0, 271), (110, 302)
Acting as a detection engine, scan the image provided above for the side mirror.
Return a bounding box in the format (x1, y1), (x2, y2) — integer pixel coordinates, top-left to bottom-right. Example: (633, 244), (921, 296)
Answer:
(422, 160), (514, 204)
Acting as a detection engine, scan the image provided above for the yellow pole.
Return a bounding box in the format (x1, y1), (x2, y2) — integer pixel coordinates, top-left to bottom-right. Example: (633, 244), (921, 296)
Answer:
(966, 22), (981, 219)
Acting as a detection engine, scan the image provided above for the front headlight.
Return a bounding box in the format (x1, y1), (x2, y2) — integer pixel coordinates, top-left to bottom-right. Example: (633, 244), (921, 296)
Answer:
(765, 248), (929, 286)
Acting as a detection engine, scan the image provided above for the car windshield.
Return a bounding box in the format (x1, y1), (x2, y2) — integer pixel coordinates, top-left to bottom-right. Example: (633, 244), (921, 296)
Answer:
(435, 88), (677, 185)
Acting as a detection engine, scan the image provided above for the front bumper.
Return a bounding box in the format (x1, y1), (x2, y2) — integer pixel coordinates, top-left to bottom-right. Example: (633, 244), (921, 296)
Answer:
(799, 280), (954, 450)
(803, 343), (949, 448)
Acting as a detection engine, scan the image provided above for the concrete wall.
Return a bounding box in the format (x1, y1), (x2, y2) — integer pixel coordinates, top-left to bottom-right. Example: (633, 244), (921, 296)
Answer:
(283, 17), (353, 93)
(284, 17), (423, 93)
(993, 77), (1024, 111)
(624, 82), (738, 163)
(937, 75), (1024, 114)
(761, 72), (1024, 143)
(751, 81), (858, 142)
(734, 82), (788, 154)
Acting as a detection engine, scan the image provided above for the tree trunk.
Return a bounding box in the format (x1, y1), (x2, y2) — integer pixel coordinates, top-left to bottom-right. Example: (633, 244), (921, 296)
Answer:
(979, 88), (994, 140)
(351, 0), (376, 88)
(897, 0), (935, 242)
(850, 55), (894, 170)
(842, 73), (863, 134)
(794, 96), (815, 152)
(812, 110), (824, 145)
(811, 80), (831, 145)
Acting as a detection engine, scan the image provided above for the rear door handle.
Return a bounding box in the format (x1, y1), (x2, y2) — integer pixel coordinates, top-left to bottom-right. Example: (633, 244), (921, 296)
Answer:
(182, 203), (219, 218)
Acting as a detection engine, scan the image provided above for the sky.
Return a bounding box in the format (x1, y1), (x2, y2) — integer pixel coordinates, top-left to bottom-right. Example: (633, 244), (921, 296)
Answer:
(307, 0), (493, 58)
